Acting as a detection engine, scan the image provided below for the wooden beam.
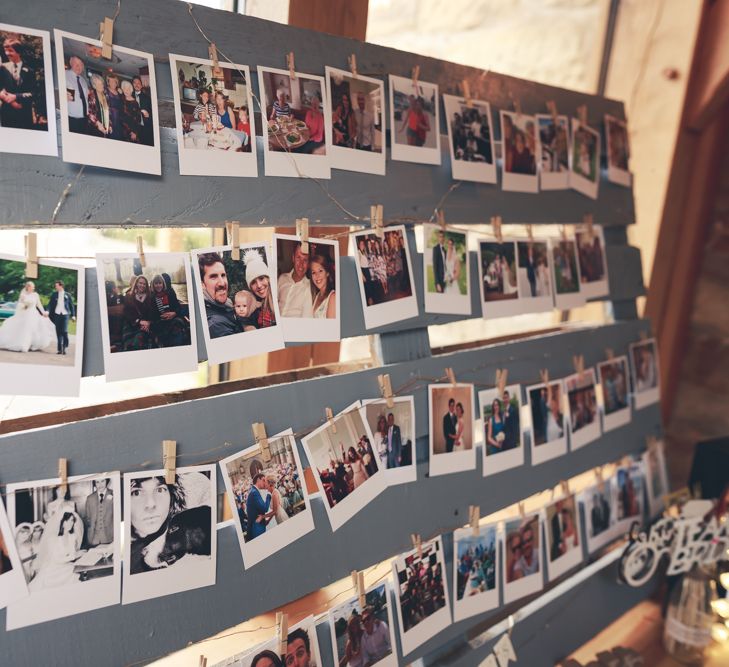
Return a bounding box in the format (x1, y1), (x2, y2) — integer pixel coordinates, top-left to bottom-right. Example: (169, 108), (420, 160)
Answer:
(288, 0), (369, 40)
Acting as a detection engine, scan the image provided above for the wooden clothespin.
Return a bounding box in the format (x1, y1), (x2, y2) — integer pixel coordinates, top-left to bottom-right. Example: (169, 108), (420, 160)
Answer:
(572, 354), (585, 379)
(577, 104), (588, 127)
(436, 208), (446, 231)
(560, 225), (568, 241)
(605, 347), (614, 360)
(286, 52), (296, 80)
(495, 368), (508, 396)
(491, 215), (503, 243)
(370, 204), (384, 240)
(296, 218), (309, 254)
(378, 373), (395, 409)
(198, 657), (207, 667)
(136, 235), (146, 268)
(560, 479), (570, 498)
(539, 368), (549, 386)
(252, 422), (271, 462)
(594, 465), (604, 483)
(526, 224), (534, 242)
(583, 213), (594, 238)
(461, 79), (473, 108)
(99, 17), (114, 60)
(411, 533), (422, 558)
(518, 501), (526, 519)
(351, 570), (366, 608)
(24, 232), (38, 279)
(208, 43), (224, 79)
(58, 458), (68, 496)
(163, 440), (177, 484)
(469, 505), (480, 536)
(348, 53), (358, 78)
(546, 100), (558, 124)
(445, 367), (457, 386)
(276, 612), (288, 656)
(326, 407), (337, 434)
(411, 65), (420, 92)
(225, 221), (241, 260)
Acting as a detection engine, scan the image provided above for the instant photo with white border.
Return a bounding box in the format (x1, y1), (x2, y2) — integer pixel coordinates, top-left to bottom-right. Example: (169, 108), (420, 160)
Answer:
(442, 95), (496, 183)
(515, 239), (554, 314)
(575, 225), (609, 299)
(0, 253), (86, 397)
(6, 472), (121, 629)
(479, 383), (525, 477)
(0, 23), (57, 157)
(564, 368), (601, 451)
(350, 226), (419, 329)
(54, 29), (161, 174)
(543, 496), (583, 581)
(191, 243), (285, 366)
(428, 383), (477, 476)
(169, 54), (257, 177)
(477, 237), (530, 319)
(257, 66), (331, 179)
(422, 223), (471, 316)
(550, 236), (586, 310)
(0, 494), (27, 610)
(605, 114), (631, 187)
(527, 379), (568, 465)
(629, 338), (661, 409)
(500, 110), (540, 193)
(95, 252), (198, 381)
(324, 66), (386, 175)
(502, 513), (544, 603)
(613, 462), (645, 535)
(362, 396), (418, 486)
(392, 535), (452, 656)
(273, 233), (340, 342)
(597, 355), (632, 432)
(388, 73), (441, 165)
(643, 441), (669, 518)
(452, 523), (499, 622)
(122, 464), (217, 605)
(536, 114), (570, 190)
(579, 478), (622, 554)
(301, 401), (387, 532)
(569, 118), (601, 199)
(220, 429), (315, 569)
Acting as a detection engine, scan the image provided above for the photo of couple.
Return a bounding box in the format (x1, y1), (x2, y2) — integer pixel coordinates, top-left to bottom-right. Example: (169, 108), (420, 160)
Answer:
(528, 381), (567, 464)
(482, 387), (521, 456)
(480, 240), (518, 302)
(546, 496), (580, 563)
(363, 398), (414, 474)
(501, 111), (539, 192)
(565, 369), (600, 449)
(598, 357), (630, 424)
(505, 515), (541, 584)
(606, 114), (631, 185)
(516, 240), (552, 302)
(429, 383), (475, 476)
(423, 224), (470, 315)
(616, 466), (642, 521)
(587, 482), (613, 538)
(537, 115), (569, 181)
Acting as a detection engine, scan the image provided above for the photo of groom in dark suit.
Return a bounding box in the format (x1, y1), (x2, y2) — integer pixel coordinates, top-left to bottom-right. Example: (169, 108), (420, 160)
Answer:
(0, 35), (42, 131)
(501, 389), (519, 450)
(47, 280), (75, 355)
(245, 473), (272, 541)
(132, 76), (154, 146)
(432, 230), (447, 293)
(386, 412), (402, 469)
(443, 398), (457, 453)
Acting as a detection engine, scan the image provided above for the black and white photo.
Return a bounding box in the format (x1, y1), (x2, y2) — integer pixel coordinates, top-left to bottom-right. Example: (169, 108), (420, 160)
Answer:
(389, 73), (441, 165)
(362, 396), (417, 485)
(443, 95), (496, 183)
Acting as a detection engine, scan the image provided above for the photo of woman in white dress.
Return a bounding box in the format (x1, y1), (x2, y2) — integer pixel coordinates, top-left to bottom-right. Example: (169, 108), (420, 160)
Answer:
(444, 238), (462, 295)
(0, 281), (56, 353)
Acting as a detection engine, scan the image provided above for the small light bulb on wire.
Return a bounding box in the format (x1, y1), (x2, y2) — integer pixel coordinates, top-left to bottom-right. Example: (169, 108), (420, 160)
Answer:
(712, 598), (729, 619)
(721, 572), (729, 590)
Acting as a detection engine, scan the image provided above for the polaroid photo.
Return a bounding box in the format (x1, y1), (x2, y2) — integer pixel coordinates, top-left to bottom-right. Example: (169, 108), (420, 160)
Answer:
(503, 513), (543, 603)
(479, 383), (524, 477)
(605, 114), (631, 187)
(580, 478), (620, 553)
(328, 580), (398, 667)
(0, 494), (27, 610)
(122, 465), (216, 605)
(550, 237), (585, 310)
(527, 379), (568, 465)
(422, 223), (471, 315)
(536, 114), (570, 190)
(574, 225), (609, 299)
(614, 461), (644, 530)
(569, 118), (601, 199)
(629, 338), (660, 409)
(351, 226), (418, 329)
(274, 233), (340, 342)
(301, 401), (387, 531)
(443, 95), (496, 183)
(324, 66), (386, 175)
(362, 396), (417, 486)
(258, 66), (331, 179)
(220, 428), (314, 569)
(478, 238), (529, 319)
(392, 535), (451, 656)
(169, 54), (257, 177)
(0, 254), (85, 397)
(5, 472), (121, 629)
(544, 495), (583, 581)
(597, 355), (631, 431)
(0, 23), (57, 156)
(54, 30), (160, 174)
(191, 244), (285, 366)
(643, 440), (669, 518)
(428, 383), (476, 476)
(389, 74), (441, 165)
(500, 110), (540, 193)
(515, 239), (553, 313)
(564, 369), (601, 451)
(452, 523), (499, 622)
(95, 252), (198, 382)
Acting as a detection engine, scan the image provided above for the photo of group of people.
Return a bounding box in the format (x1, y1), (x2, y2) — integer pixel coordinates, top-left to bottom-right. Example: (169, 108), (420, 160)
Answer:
(428, 383), (476, 476)
(503, 514), (542, 602)
(500, 111), (539, 193)
(479, 384), (524, 476)
(389, 74), (441, 165)
(565, 369), (600, 450)
(575, 226), (609, 299)
(452, 525), (498, 622)
(597, 356), (631, 430)
(443, 95), (496, 183)
(423, 224), (470, 315)
(528, 380), (567, 465)
(362, 396), (417, 485)
(629, 338), (660, 408)
(570, 119), (601, 199)
(545, 495), (582, 580)
(551, 238), (584, 309)
(605, 114), (631, 186)
(0, 23), (56, 156)
(537, 114), (569, 189)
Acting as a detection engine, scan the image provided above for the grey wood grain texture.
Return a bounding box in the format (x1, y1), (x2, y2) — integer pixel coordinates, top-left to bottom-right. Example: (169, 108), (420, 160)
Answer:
(0, 0), (634, 227)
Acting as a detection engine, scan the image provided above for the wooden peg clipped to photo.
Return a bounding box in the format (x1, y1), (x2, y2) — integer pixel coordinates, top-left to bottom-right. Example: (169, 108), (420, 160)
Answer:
(352, 569), (366, 608)
(326, 407), (337, 434)
(445, 367), (457, 386)
(296, 218), (309, 254)
(469, 505), (480, 536)
(24, 232), (38, 279)
(252, 422), (271, 462)
(276, 611), (288, 656)
(573, 353), (585, 378)
(163, 440), (177, 484)
(198, 656), (207, 667)
(370, 204), (384, 240)
(58, 458), (68, 496)
(577, 104), (588, 126)
(560, 479), (570, 498)
(462, 79), (473, 108)
(605, 347), (614, 360)
(495, 368), (508, 396)
(411, 533), (422, 559)
(99, 17), (114, 60)
(411, 65), (420, 92)
(208, 43), (224, 79)
(514, 97), (522, 119)
(560, 225), (568, 242)
(546, 99), (558, 123)
(526, 224), (534, 242)
(583, 213), (594, 238)
(646, 434), (659, 453)
(348, 53), (358, 78)
(491, 215), (503, 243)
(286, 52), (296, 80)
(136, 235), (146, 268)
(436, 208), (446, 231)
(225, 221), (241, 260)
(539, 368), (549, 386)
(378, 373), (395, 408)
(518, 501), (526, 519)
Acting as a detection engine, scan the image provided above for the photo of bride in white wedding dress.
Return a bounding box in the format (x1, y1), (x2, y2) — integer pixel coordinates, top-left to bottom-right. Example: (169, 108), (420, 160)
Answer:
(0, 281), (56, 355)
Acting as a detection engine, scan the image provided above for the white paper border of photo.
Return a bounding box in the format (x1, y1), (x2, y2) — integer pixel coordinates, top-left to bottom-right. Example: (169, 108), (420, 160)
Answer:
(564, 369), (601, 451)
(543, 498), (584, 582)
(629, 338), (661, 409)
(0, 494), (28, 610)
(477, 237), (533, 319)
(597, 356), (632, 432)
(324, 66), (386, 176)
(452, 523), (499, 622)
(273, 233), (340, 342)
(219, 428), (315, 569)
(428, 383), (477, 476)
(168, 54), (257, 177)
(257, 66), (331, 179)
(526, 379), (568, 466)
(0, 253), (86, 397)
(515, 239), (554, 314)
(550, 236), (586, 311)
(6, 471), (121, 629)
(643, 441), (669, 518)
(536, 114), (570, 190)
(122, 464), (217, 605)
(388, 74), (442, 165)
(500, 110), (540, 193)
(301, 401), (387, 532)
(191, 243), (285, 366)
(478, 384), (525, 477)
(575, 225), (609, 299)
(361, 396), (418, 485)
(0, 23), (57, 157)
(605, 114), (631, 187)
(54, 29), (161, 175)
(422, 223), (471, 316)
(442, 95), (496, 183)
(350, 226), (419, 330)
(392, 535), (452, 656)
(569, 118), (601, 199)
(95, 252), (198, 381)
(502, 514), (544, 604)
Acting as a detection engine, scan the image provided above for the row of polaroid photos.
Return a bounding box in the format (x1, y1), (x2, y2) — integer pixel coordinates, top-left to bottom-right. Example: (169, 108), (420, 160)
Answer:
(1, 23), (631, 193)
